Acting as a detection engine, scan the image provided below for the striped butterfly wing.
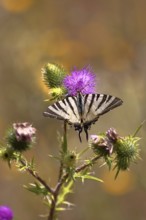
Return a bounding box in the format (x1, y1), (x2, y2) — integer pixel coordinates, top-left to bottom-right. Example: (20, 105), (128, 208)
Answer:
(83, 94), (123, 125)
(43, 93), (123, 142)
(43, 96), (80, 125)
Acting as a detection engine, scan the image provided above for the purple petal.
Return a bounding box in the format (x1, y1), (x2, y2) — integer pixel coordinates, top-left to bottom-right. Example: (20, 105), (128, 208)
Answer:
(63, 66), (96, 95)
(0, 206), (13, 220)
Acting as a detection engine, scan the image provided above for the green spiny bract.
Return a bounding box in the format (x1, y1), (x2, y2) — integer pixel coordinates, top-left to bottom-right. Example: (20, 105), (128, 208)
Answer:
(63, 151), (76, 169)
(42, 63), (67, 89)
(0, 146), (15, 161)
(115, 136), (140, 172)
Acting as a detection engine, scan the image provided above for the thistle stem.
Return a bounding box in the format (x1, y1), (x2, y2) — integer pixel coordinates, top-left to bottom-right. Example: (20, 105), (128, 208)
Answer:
(62, 121), (67, 153)
(75, 155), (101, 173)
(19, 159), (53, 194)
(48, 154), (102, 219)
(48, 121), (68, 220)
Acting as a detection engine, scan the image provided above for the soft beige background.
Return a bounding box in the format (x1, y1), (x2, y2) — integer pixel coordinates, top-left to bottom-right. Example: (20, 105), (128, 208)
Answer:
(0, 0), (146, 220)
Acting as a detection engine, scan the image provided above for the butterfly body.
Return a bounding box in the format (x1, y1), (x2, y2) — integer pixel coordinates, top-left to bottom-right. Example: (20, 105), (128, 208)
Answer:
(43, 93), (123, 142)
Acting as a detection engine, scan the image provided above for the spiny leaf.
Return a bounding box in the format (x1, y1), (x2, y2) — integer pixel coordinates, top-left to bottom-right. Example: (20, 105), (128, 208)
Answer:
(75, 173), (103, 183)
(57, 180), (73, 207)
(24, 182), (49, 196)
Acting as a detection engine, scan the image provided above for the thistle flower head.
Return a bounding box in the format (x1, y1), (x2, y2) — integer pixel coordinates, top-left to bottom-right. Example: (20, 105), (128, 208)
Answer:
(13, 122), (36, 142)
(7, 122), (36, 152)
(106, 128), (118, 142)
(0, 206), (13, 220)
(63, 66), (96, 95)
(90, 134), (114, 156)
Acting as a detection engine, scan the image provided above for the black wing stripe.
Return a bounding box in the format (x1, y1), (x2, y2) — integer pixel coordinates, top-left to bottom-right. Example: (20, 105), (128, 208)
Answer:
(96, 94), (100, 101)
(105, 97), (123, 110)
(43, 109), (64, 120)
(84, 94), (89, 105)
(98, 95), (107, 108)
(86, 94), (95, 115)
(95, 94), (107, 111)
(66, 97), (78, 117)
(62, 99), (66, 105)
(51, 104), (58, 111)
(55, 102), (69, 115)
(107, 95), (112, 102)
(98, 97), (123, 115)
(44, 100), (69, 120)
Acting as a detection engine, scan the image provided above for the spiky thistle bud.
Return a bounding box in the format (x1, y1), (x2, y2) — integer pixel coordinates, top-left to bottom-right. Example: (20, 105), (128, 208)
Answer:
(114, 136), (140, 176)
(63, 151), (76, 169)
(42, 63), (67, 100)
(0, 147), (16, 162)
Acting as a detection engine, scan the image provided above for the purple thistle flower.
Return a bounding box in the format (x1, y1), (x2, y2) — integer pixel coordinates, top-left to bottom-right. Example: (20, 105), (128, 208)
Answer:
(6, 122), (37, 152)
(106, 128), (118, 142)
(90, 135), (114, 155)
(13, 122), (36, 142)
(0, 206), (13, 220)
(63, 66), (96, 95)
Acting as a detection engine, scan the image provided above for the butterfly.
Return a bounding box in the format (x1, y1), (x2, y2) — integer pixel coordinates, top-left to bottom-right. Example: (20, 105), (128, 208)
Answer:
(43, 93), (123, 142)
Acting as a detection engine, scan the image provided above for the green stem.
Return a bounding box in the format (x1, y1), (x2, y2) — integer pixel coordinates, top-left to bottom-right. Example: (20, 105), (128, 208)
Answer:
(49, 154), (102, 218)
(62, 121), (67, 153)
(133, 120), (145, 137)
(75, 155), (101, 173)
(48, 121), (68, 220)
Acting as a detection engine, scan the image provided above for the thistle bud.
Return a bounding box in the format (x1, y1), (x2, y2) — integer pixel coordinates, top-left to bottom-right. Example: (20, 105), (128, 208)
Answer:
(115, 136), (140, 173)
(42, 63), (67, 89)
(63, 151), (76, 169)
(7, 122), (36, 152)
(0, 147), (15, 162)
(48, 87), (66, 100)
(90, 135), (114, 156)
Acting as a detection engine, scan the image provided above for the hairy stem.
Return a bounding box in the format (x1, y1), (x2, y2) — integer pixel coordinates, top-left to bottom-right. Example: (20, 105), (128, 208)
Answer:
(48, 154), (102, 219)
(48, 121), (68, 220)
(75, 155), (101, 173)
(20, 159), (53, 194)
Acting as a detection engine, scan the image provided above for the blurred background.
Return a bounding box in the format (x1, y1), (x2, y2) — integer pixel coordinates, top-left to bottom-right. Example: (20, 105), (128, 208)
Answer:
(0, 0), (146, 219)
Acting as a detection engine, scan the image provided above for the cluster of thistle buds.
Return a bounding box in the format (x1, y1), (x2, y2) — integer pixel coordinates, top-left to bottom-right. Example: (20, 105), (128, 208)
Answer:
(90, 128), (140, 177)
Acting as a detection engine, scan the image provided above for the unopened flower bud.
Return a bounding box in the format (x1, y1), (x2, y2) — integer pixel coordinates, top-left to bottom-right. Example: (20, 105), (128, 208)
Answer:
(7, 122), (36, 152)
(90, 135), (113, 156)
(63, 151), (76, 168)
(42, 63), (67, 89)
(106, 128), (118, 142)
(115, 136), (140, 174)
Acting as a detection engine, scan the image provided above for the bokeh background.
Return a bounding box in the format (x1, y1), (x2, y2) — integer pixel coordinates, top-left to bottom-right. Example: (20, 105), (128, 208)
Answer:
(0, 0), (146, 220)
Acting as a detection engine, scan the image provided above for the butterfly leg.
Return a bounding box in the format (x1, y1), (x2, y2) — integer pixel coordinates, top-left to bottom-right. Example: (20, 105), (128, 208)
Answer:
(84, 126), (89, 141)
(74, 124), (82, 142)
(78, 128), (82, 142)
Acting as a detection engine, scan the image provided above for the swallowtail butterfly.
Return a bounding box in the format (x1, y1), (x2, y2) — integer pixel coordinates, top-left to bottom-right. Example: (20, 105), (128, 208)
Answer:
(43, 93), (123, 142)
